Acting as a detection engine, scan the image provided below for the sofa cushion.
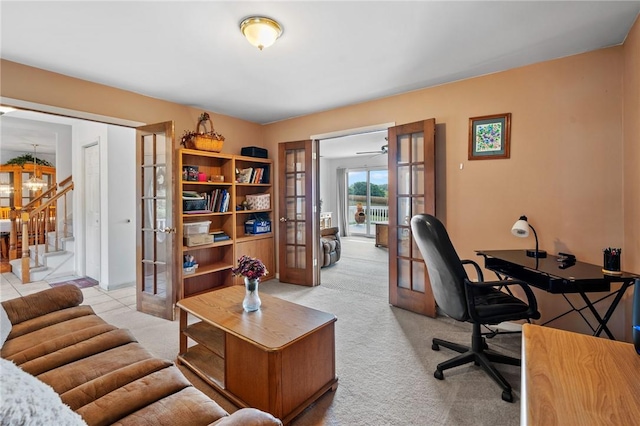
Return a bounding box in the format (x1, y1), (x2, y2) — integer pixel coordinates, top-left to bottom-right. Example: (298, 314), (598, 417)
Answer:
(20, 328), (136, 377)
(0, 304), (11, 348)
(2, 311), (110, 359)
(38, 341), (155, 395)
(0, 357), (87, 426)
(110, 386), (229, 426)
(61, 358), (174, 410)
(6, 323), (116, 365)
(2, 283), (84, 325)
(76, 365), (196, 426)
(7, 305), (96, 340)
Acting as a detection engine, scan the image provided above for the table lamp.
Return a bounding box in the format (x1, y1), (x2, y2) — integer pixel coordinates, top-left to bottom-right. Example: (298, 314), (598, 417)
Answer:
(511, 215), (547, 258)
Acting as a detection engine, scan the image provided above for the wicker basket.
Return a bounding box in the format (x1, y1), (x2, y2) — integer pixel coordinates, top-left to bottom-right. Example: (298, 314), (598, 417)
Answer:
(189, 114), (225, 152)
(193, 135), (224, 152)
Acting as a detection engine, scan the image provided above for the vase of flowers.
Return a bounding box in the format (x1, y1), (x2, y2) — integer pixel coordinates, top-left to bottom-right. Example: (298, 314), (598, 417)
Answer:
(232, 255), (268, 312)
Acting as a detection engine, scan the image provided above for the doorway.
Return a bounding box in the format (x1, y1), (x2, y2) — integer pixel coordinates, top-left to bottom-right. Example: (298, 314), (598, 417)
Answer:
(0, 104), (140, 289)
(317, 126), (391, 299)
(347, 168), (388, 237)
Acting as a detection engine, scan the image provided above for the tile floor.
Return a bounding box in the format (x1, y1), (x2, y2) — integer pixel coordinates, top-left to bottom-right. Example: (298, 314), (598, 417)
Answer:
(1, 272), (138, 317)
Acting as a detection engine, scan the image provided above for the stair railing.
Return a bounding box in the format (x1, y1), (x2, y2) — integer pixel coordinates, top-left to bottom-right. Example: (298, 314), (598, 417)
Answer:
(10, 176), (74, 284)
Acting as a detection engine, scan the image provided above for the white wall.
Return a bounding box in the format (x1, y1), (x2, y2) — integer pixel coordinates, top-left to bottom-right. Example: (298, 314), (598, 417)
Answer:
(73, 121), (106, 287)
(106, 126), (136, 288)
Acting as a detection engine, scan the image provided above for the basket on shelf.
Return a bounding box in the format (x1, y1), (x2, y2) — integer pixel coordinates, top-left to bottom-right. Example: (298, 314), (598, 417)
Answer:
(181, 112), (225, 152)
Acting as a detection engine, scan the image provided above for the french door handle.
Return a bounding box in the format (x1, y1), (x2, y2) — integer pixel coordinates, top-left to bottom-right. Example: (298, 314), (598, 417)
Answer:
(279, 217), (288, 222)
(159, 227), (176, 233)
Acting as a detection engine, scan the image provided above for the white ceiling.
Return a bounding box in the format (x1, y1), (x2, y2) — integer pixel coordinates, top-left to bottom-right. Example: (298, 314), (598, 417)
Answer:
(2, 1), (639, 126)
(1, 1), (639, 159)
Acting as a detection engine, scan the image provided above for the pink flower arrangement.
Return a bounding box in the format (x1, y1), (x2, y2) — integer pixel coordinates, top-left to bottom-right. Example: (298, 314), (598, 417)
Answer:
(232, 255), (268, 280)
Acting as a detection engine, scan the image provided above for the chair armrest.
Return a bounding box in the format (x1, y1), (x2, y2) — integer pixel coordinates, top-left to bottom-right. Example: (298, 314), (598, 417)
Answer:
(209, 408), (282, 426)
(461, 259), (484, 282)
(0, 284), (83, 326)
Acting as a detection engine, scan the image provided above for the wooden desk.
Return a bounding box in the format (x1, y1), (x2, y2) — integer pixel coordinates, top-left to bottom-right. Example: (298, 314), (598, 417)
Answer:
(177, 286), (338, 424)
(522, 324), (640, 426)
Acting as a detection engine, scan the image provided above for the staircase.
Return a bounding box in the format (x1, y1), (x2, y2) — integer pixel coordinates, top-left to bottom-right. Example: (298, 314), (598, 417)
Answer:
(10, 227), (75, 282)
(7, 176), (74, 283)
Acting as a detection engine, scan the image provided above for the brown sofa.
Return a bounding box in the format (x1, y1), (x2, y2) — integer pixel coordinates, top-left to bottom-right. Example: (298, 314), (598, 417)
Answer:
(320, 227), (341, 268)
(0, 285), (282, 426)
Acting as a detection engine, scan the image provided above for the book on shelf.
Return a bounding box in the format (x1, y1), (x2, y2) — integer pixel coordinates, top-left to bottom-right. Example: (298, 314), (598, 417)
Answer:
(237, 168), (253, 183)
(211, 230), (230, 242)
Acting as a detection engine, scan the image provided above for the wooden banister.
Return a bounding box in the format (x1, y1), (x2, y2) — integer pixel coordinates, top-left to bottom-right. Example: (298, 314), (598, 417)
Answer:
(9, 175), (74, 283)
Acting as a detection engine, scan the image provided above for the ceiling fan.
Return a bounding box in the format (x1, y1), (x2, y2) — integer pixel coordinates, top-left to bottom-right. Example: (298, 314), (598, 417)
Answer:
(356, 141), (388, 156)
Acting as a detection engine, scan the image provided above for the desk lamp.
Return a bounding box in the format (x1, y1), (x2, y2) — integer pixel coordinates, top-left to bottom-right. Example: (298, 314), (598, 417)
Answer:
(511, 215), (547, 258)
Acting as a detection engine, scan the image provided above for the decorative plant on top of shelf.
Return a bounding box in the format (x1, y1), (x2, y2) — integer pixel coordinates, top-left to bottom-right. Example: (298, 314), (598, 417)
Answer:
(4, 154), (53, 168)
(181, 112), (226, 152)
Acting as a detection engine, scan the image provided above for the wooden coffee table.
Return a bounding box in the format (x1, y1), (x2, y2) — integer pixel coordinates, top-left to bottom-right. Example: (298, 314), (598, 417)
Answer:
(177, 286), (338, 425)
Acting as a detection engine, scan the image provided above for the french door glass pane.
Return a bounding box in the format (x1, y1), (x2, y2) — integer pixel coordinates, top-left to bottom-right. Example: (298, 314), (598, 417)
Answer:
(411, 132), (424, 162)
(398, 258), (410, 289)
(411, 165), (424, 194)
(398, 134), (410, 163)
(397, 166), (410, 194)
(285, 151), (305, 173)
(412, 260), (426, 292)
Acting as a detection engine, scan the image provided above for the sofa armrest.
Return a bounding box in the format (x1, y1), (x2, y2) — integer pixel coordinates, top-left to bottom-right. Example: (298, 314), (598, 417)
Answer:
(209, 408), (282, 426)
(0, 284), (83, 326)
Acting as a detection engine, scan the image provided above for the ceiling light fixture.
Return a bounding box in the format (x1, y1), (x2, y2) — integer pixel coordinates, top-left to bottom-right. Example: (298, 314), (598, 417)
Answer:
(24, 144), (48, 192)
(240, 16), (283, 50)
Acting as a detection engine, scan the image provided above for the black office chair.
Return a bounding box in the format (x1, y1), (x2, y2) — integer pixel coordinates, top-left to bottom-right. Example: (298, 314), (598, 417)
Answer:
(410, 213), (540, 402)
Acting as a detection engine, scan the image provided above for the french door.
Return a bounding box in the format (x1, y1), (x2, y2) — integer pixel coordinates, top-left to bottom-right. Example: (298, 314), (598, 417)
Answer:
(277, 140), (319, 286)
(136, 122), (176, 320)
(388, 119), (437, 317)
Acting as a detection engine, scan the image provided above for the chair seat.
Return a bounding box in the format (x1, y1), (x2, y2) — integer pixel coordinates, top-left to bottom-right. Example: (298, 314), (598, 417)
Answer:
(473, 287), (531, 321)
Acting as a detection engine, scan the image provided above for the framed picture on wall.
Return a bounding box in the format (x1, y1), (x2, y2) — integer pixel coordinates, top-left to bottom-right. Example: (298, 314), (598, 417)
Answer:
(468, 113), (511, 160)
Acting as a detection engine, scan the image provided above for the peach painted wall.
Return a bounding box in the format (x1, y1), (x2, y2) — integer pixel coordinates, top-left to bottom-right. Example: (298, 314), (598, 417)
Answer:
(622, 16), (640, 341)
(623, 17), (640, 276)
(0, 60), (265, 155)
(264, 43), (637, 337)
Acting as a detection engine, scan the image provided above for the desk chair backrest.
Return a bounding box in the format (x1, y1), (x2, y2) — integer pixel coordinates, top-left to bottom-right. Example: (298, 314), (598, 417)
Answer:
(411, 213), (469, 322)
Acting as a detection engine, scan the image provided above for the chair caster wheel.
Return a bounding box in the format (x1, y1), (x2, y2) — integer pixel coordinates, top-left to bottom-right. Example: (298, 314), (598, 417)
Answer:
(502, 390), (513, 403)
(434, 370), (444, 380)
(432, 343), (440, 351)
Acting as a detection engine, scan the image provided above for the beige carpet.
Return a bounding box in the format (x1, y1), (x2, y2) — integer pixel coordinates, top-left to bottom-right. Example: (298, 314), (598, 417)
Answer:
(97, 239), (522, 425)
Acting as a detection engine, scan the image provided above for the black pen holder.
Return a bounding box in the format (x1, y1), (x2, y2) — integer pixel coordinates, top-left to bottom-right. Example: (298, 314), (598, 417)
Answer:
(602, 249), (621, 274)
